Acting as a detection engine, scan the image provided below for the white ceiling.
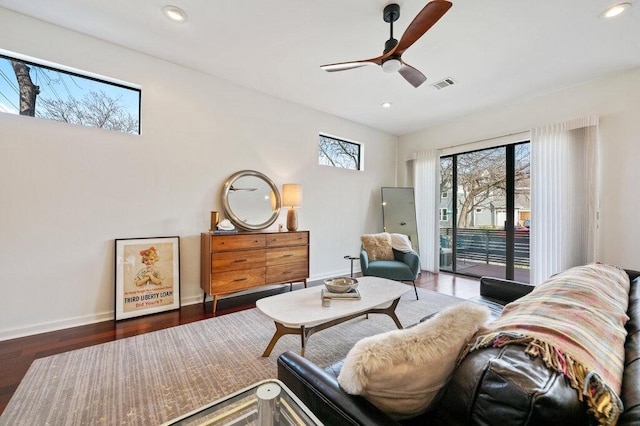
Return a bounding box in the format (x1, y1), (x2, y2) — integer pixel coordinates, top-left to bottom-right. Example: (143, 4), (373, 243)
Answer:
(2, 0), (639, 135)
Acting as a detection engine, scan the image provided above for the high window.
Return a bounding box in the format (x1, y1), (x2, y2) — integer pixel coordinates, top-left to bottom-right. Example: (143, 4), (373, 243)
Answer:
(318, 134), (362, 170)
(0, 51), (140, 134)
(440, 142), (531, 282)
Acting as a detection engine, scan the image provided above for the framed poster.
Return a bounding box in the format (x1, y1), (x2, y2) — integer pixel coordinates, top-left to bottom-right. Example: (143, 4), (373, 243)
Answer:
(115, 236), (180, 320)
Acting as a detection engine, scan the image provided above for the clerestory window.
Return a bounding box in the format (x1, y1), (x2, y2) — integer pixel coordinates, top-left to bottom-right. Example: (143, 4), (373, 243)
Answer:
(318, 134), (362, 170)
(0, 50), (141, 134)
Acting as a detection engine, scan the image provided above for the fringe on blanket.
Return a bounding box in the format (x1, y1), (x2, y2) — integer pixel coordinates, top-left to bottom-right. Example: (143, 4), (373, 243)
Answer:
(459, 332), (623, 426)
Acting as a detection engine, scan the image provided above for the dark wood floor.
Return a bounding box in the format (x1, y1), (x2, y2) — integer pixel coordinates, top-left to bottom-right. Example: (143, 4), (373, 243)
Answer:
(0, 272), (479, 415)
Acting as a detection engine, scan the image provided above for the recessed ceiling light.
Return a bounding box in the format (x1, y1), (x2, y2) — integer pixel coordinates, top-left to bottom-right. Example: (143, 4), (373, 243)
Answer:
(163, 5), (187, 22)
(601, 3), (631, 18)
(381, 102), (392, 108)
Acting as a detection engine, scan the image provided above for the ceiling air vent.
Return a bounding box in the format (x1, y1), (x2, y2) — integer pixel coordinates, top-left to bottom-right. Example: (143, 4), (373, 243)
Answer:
(431, 78), (456, 90)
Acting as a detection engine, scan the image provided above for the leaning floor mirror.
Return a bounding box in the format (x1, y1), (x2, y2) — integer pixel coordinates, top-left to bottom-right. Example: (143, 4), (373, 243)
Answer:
(381, 187), (419, 253)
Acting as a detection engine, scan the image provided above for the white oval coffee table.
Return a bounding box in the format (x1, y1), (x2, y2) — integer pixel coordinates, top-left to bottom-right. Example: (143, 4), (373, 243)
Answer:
(256, 276), (410, 357)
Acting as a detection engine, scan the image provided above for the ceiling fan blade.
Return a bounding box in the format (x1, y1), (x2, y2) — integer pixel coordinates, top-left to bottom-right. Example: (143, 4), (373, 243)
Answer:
(398, 62), (427, 88)
(320, 53), (389, 72)
(395, 0), (452, 56)
(320, 61), (372, 72)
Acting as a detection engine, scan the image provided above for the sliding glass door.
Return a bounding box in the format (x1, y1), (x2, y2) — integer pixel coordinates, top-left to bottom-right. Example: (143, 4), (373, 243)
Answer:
(439, 142), (530, 282)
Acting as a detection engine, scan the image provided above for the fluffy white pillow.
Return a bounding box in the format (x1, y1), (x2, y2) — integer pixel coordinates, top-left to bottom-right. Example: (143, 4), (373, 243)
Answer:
(361, 232), (394, 261)
(337, 302), (489, 419)
(390, 233), (413, 253)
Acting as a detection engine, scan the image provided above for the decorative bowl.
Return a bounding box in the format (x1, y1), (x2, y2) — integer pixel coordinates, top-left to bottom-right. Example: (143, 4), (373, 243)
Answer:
(324, 277), (359, 293)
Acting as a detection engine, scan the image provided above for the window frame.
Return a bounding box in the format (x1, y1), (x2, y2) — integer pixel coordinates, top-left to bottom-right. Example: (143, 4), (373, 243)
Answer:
(317, 133), (363, 171)
(0, 48), (141, 134)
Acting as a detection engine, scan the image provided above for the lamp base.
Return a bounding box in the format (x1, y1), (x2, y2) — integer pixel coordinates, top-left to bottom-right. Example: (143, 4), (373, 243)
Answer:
(286, 208), (298, 232)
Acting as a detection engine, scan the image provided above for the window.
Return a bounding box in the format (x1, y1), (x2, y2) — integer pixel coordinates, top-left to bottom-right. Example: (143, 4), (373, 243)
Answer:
(318, 134), (361, 170)
(440, 208), (448, 221)
(439, 142), (531, 282)
(0, 50), (140, 134)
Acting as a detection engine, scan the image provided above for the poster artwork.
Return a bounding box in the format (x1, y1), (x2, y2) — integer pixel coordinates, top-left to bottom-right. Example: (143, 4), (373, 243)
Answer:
(122, 243), (175, 313)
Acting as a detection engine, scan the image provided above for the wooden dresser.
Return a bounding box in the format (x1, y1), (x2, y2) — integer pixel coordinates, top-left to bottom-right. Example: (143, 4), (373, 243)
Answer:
(200, 230), (309, 314)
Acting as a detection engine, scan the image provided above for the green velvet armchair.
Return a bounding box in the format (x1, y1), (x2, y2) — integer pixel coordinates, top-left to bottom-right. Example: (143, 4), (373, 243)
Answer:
(360, 247), (420, 299)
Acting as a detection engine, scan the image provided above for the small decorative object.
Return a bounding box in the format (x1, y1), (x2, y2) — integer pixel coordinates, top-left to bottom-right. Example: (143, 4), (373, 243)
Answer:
(324, 277), (359, 293)
(217, 218), (235, 230)
(215, 218), (238, 234)
(114, 236), (180, 320)
(282, 183), (302, 231)
(210, 211), (219, 231)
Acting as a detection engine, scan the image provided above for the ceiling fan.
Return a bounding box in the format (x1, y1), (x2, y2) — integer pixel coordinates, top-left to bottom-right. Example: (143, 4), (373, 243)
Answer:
(320, 1), (452, 88)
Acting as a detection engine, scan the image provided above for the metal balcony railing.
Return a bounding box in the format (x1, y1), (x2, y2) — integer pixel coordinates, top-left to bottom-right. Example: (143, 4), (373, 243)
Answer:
(440, 227), (530, 268)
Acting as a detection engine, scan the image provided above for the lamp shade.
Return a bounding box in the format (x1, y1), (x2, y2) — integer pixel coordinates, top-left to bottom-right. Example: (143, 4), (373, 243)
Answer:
(282, 184), (302, 207)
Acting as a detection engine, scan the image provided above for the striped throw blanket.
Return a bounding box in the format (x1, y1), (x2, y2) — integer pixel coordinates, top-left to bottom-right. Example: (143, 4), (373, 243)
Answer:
(461, 263), (630, 425)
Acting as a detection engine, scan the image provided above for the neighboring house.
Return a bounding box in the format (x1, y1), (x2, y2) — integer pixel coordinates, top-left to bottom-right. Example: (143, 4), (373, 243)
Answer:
(439, 189), (531, 230)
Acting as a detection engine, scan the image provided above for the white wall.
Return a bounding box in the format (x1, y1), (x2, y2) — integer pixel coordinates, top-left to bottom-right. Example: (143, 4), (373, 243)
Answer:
(0, 10), (397, 340)
(398, 67), (640, 271)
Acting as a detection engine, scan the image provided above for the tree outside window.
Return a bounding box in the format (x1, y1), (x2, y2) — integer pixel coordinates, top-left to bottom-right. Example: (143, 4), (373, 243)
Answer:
(0, 53), (140, 134)
(318, 134), (361, 170)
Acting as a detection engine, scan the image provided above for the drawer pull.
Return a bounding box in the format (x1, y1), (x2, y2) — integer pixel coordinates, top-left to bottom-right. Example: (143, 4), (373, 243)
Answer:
(233, 277), (248, 282)
(282, 254), (294, 258)
(234, 259), (248, 263)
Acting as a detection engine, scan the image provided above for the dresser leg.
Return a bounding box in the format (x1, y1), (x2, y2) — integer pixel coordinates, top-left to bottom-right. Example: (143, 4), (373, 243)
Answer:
(303, 279), (307, 288)
(212, 295), (218, 315)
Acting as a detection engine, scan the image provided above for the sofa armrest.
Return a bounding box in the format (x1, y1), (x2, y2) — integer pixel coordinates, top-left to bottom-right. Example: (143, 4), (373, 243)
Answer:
(359, 247), (370, 275)
(480, 276), (534, 304)
(397, 250), (421, 278)
(277, 351), (399, 426)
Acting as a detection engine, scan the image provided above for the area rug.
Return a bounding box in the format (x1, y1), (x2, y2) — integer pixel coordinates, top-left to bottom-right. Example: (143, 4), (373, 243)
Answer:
(1, 289), (464, 425)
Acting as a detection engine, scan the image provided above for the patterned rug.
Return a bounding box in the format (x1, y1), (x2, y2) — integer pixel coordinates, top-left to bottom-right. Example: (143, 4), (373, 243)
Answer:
(1, 289), (464, 425)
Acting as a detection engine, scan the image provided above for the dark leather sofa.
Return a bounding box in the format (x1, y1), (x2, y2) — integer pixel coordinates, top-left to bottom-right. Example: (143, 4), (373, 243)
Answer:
(277, 269), (640, 425)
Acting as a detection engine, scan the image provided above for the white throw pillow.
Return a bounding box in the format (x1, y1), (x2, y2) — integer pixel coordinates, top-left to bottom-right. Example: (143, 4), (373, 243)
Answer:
(390, 233), (413, 253)
(337, 302), (490, 419)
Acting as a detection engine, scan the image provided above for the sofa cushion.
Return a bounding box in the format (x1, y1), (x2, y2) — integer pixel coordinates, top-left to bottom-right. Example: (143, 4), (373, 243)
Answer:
(361, 232), (394, 261)
(337, 302), (489, 420)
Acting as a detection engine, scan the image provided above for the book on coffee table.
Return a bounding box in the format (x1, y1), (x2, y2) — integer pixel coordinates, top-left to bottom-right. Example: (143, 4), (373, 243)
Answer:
(320, 288), (361, 300)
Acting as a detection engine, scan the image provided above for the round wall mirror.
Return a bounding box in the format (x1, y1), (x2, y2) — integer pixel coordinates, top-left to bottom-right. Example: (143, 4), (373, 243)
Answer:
(222, 170), (281, 231)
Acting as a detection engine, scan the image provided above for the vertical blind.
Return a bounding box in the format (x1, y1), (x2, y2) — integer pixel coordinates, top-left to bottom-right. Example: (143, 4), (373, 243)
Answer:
(530, 116), (599, 284)
(413, 150), (440, 272)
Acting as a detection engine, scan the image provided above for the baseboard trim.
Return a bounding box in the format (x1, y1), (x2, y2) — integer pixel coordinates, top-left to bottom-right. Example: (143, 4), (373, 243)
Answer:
(0, 312), (115, 342)
(0, 270), (361, 342)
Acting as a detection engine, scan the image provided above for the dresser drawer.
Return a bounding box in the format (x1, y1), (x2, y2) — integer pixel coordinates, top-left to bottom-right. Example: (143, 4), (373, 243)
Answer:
(212, 249), (266, 272)
(266, 261), (308, 284)
(212, 234), (266, 251)
(266, 232), (308, 247)
(212, 268), (266, 294)
(266, 246), (308, 266)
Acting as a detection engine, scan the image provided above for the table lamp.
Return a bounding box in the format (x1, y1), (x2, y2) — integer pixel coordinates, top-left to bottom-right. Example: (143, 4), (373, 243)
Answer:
(282, 184), (302, 231)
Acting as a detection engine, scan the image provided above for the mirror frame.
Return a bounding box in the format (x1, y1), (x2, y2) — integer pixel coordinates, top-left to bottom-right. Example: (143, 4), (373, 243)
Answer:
(221, 170), (281, 231)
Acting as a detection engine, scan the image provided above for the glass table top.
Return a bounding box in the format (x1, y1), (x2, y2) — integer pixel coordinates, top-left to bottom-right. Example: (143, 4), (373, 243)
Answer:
(162, 379), (323, 426)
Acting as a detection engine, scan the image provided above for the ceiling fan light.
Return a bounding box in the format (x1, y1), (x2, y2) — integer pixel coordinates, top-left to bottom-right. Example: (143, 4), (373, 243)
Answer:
(382, 58), (402, 73)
